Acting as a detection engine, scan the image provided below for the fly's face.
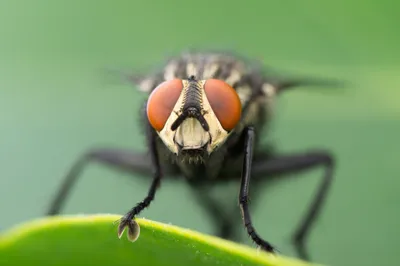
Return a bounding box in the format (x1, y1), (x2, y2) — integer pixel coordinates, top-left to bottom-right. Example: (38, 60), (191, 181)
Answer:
(146, 76), (242, 163)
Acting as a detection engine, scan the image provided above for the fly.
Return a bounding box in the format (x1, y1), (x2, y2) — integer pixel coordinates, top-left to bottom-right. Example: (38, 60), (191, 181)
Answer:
(46, 51), (340, 261)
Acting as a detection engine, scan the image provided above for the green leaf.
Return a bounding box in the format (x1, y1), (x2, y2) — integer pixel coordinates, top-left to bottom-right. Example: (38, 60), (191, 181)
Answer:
(0, 214), (319, 266)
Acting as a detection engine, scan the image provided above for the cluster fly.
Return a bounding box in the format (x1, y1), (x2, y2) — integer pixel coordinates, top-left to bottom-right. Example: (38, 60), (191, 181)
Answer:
(46, 51), (338, 261)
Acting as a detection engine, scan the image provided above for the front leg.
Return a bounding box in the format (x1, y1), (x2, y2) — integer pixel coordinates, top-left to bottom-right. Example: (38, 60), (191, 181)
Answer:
(251, 149), (334, 261)
(239, 126), (277, 253)
(117, 120), (163, 240)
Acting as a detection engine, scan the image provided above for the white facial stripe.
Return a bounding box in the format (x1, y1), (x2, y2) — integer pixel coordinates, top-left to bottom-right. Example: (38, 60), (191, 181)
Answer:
(156, 80), (187, 154)
(200, 80), (231, 153)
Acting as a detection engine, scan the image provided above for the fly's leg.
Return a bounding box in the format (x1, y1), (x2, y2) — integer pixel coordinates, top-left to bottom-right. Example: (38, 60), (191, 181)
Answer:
(251, 149), (334, 261)
(47, 148), (152, 216)
(239, 126), (277, 254)
(117, 119), (163, 240)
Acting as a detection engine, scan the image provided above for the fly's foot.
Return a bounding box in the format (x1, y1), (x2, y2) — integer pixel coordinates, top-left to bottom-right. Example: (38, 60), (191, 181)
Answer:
(293, 234), (310, 261)
(259, 244), (277, 254)
(117, 215), (140, 242)
(256, 241), (280, 256)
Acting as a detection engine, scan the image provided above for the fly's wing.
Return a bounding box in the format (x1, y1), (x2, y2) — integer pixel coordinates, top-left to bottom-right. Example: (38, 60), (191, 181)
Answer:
(99, 52), (203, 94)
(99, 66), (165, 94)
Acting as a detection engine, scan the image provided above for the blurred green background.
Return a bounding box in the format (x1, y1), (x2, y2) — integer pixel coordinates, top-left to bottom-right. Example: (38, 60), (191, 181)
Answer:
(0, 1), (399, 266)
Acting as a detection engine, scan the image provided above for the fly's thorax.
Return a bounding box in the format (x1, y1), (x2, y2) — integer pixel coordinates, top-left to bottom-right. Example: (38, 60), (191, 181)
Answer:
(146, 77), (242, 162)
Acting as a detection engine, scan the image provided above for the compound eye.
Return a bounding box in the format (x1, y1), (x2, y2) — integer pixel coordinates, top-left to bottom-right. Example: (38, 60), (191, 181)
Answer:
(204, 79), (242, 131)
(147, 79), (183, 131)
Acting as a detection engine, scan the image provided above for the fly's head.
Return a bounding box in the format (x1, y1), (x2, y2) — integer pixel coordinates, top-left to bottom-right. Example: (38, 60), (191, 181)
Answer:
(146, 75), (242, 163)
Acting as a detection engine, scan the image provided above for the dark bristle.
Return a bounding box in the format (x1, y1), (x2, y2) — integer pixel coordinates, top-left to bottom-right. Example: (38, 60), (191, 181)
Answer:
(179, 148), (207, 164)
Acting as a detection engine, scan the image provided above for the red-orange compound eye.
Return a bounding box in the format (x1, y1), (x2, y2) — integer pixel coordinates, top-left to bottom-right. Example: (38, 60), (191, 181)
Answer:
(204, 79), (242, 131)
(146, 79), (183, 131)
